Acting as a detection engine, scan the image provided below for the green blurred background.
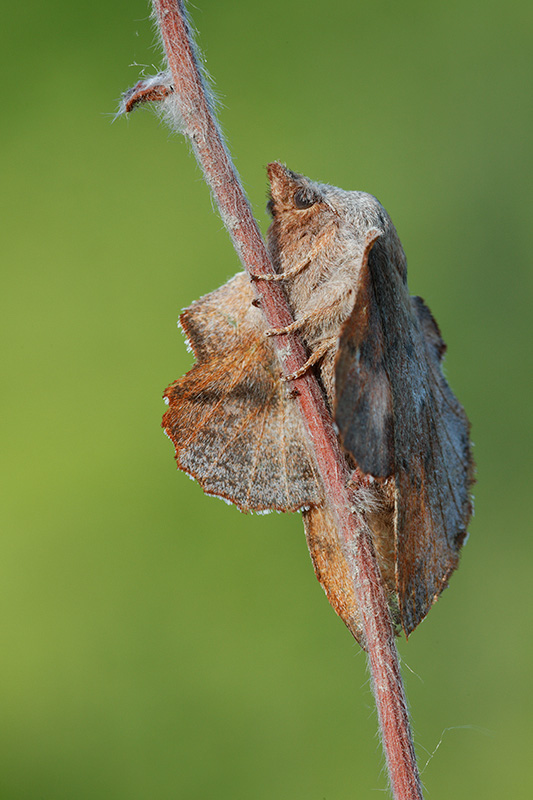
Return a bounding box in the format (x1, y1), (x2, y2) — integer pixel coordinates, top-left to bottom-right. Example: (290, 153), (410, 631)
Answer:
(2, 1), (532, 797)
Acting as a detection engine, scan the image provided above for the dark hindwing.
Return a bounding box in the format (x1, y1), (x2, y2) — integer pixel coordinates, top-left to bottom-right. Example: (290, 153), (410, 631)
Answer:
(163, 273), (323, 513)
(334, 238), (472, 635)
(335, 233), (394, 477)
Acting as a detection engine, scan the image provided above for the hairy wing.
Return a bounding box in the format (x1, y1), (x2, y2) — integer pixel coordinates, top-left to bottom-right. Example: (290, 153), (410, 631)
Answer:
(163, 272), (323, 513)
(334, 237), (473, 635)
(396, 295), (473, 633)
(302, 480), (397, 648)
(302, 505), (364, 645)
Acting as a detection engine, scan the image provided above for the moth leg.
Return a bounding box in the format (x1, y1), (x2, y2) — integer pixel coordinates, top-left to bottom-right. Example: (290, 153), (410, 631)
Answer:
(253, 258), (312, 282)
(265, 290), (348, 338)
(252, 224), (336, 282)
(283, 337), (337, 381)
(264, 313), (316, 337)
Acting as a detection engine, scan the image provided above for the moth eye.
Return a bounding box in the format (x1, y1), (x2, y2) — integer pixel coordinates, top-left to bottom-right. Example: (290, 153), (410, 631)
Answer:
(293, 188), (317, 210)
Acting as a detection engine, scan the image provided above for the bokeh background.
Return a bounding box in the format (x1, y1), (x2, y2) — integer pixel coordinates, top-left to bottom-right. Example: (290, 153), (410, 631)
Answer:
(2, 1), (532, 797)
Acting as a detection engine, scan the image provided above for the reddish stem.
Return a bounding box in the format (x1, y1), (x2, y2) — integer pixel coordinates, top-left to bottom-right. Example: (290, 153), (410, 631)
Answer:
(146, 2), (424, 797)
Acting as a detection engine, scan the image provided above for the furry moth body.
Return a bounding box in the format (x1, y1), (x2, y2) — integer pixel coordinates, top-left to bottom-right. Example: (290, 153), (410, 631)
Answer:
(163, 163), (473, 642)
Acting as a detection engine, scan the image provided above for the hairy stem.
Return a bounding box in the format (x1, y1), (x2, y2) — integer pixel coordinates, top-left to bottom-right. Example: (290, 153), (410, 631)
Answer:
(136, 1), (424, 796)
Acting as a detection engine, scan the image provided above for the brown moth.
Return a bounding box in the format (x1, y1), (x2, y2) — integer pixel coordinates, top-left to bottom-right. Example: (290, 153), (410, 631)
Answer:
(163, 162), (473, 642)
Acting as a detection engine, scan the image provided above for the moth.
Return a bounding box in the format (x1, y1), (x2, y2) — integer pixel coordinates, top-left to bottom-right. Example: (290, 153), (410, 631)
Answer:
(163, 163), (473, 643)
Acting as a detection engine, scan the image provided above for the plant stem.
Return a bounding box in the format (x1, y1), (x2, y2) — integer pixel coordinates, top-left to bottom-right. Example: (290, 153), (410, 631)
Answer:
(144, 1), (424, 796)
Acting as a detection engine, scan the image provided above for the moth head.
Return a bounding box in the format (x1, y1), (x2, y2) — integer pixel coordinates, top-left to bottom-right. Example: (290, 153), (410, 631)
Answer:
(266, 162), (323, 218)
(266, 162), (385, 237)
(266, 163), (407, 280)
